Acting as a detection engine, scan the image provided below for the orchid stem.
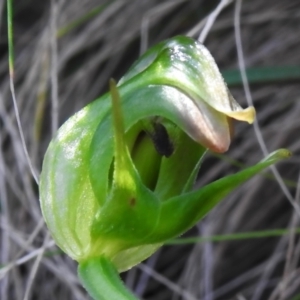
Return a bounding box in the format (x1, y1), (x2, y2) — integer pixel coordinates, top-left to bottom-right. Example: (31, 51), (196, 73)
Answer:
(78, 257), (139, 300)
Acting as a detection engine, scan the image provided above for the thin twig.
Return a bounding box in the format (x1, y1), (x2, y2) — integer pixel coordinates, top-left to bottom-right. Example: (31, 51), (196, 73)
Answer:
(23, 232), (51, 300)
(198, 0), (233, 43)
(138, 263), (198, 300)
(6, 0), (39, 184)
(140, 0), (186, 54)
(269, 173), (300, 300)
(50, 0), (59, 136)
(234, 2), (299, 299)
(0, 133), (9, 300)
(234, 0), (300, 217)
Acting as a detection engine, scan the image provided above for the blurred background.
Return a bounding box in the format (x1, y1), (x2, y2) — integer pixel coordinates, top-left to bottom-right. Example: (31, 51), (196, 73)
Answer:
(1, 0), (300, 299)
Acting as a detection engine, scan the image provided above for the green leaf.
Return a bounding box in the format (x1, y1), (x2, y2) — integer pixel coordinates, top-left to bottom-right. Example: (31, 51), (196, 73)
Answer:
(223, 66), (300, 86)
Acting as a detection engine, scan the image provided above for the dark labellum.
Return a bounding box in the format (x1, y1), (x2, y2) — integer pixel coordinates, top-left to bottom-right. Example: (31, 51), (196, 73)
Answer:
(148, 123), (174, 158)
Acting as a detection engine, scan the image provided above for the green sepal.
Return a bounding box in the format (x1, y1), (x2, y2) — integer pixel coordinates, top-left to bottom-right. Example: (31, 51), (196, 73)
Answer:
(39, 98), (110, 260)
(147, 149), (291, 242)
(154, 128), (206, 200)
(181, 148), (208, 194)
(90, 81), (161, 254)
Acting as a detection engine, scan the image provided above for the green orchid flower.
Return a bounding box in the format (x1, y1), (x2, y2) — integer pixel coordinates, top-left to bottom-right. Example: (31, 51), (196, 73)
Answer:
(39, 36), (289, 300)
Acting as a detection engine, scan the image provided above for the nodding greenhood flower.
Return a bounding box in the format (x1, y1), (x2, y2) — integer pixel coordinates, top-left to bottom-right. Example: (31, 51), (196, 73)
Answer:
(40, 36), (288, 275)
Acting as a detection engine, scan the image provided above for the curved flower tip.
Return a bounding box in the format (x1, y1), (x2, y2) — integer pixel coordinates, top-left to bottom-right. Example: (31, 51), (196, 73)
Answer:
(227, 106), (256, 124)
(144, 36), (257, 153)
(225, 92), (256, 124)
(183, 91), (256, 154)
(186, 40), (256, 127)
(201, 91), (256, 152)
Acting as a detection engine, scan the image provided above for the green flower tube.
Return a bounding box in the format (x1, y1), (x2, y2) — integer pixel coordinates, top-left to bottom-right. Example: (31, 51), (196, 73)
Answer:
(39, 36), (290, 300)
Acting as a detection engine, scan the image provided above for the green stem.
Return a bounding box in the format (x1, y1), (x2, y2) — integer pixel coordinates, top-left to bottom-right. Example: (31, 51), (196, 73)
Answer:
(167, 227), (300, 244)
(78, 257), (139, 300)
(56, 1), (115, 38)
(7, 0), (14, 76)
